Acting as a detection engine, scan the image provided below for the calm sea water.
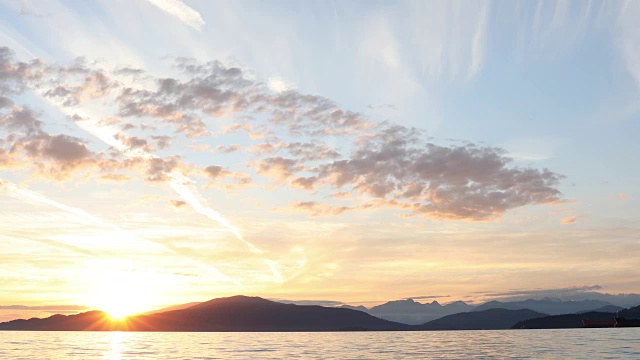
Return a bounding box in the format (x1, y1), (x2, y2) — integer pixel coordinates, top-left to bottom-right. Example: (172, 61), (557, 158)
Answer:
(1, 329), (639, 359)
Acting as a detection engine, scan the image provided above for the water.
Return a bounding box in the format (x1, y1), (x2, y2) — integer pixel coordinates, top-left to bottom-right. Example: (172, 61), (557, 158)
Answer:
(1, 329), (639, 359)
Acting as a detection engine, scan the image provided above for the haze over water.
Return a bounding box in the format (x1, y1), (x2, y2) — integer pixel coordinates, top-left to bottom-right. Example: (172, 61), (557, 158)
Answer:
(2, 329), (639, 359)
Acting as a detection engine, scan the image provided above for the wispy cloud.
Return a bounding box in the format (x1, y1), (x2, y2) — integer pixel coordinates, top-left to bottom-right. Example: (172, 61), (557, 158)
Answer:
(409, 0), (490, 80)
(141, 0), (205, 30)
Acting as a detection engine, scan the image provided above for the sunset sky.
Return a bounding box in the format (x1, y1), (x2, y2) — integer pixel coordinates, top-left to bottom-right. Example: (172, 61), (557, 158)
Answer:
(1, 0), (639, 321)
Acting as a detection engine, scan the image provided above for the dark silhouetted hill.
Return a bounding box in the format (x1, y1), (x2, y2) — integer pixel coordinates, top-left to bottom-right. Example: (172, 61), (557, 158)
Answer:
(512, 305), (640, 329)
(622, 305), (640, 317)
(0, 311), (117, 331)
(418, 308), (546, 330)
(0, 296), (409, 332)
(473, 298), (612, 315)
(511, 311), (614, 329)
(339, 304), (369, 312)
(577, 305), (623, 314)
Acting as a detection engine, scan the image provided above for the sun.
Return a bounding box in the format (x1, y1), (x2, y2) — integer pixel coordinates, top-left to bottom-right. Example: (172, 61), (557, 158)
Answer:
(101, 297), (143, 320)
(93, 284), (154, 319)
(85, 269), (158, 319)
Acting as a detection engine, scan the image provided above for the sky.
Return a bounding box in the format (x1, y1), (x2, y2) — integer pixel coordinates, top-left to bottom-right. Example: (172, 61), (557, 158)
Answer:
(0, 0), (639, 321)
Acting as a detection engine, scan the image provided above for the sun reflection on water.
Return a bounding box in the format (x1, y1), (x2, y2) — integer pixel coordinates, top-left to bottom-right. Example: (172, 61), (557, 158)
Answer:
(110, 331), (122, 360)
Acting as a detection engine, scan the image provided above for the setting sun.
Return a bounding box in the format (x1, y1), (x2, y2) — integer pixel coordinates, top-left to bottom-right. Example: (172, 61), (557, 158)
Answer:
(84, 268), (159, 319)
(101, 297), (143, 320)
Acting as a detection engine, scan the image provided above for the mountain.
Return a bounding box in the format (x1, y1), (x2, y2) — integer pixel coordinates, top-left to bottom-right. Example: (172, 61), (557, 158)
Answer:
(577, 305), (624, 314)
(0, 296), (409, 332)
(473, 298), (613, 315)
(367, 298), (474, 325)
(144, 302), (202, 315)
(0, 311), (118, 331)
(512, 305), (640, 329)
(511, 311), (613, 329)
(418, 308), (547, 330)
(339, 304), (369, 312)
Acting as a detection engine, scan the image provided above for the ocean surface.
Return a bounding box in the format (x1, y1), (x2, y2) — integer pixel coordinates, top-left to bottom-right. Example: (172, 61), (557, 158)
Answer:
(1, 329), (639, 359)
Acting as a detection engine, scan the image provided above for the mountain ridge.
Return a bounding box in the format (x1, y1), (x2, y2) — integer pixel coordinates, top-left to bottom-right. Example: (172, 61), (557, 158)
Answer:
(0, 296), (409, 332)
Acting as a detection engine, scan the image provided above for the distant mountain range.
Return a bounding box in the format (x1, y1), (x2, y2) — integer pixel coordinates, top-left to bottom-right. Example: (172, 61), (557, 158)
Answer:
(1, 295), (638, 332)
(337, 297), (621, 325)
(366, 299), (473, 325)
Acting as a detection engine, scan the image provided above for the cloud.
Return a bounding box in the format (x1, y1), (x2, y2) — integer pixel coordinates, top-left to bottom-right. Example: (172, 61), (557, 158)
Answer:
(404, 295), (451, 301)
(0, 106), (42, 134)
(113, 133), (150, 151)
(0, 104), (104, 180)
(21, 133), (92, 162)
(251, 140), (340, 162)
(144, 156), (181, 182)
(303, 124), (563, 220)
(141, 0), (206, 30)
(255, 157), (301, 182)
(561, 216), (578, 224)
(151, 135), (172, 149)
(202, 165), (252, 190)
(267, 76), (294, 92)
(409, 1), (490, 80)
(43, 71), (117, 107)
(215, 144), (241, 153)
(203, 165), (230, 179)
(477, 285), (604, 299)
(272, 299), (344, 307)
(0, 305), (89, 310)
(471, 286), (640, 307)
(617, 3), (640, 95)
(169, 199), (187, 208)
(0, 47), (40, 94)
(99, 173), (131, 182)
(187, 144), (211, 152)
(291, 176), (318, 190)
(115, 58), (371, 137)
(290, 201), (352, 217)
(0, 46), (564, 221)
(222, 123), (265, 140)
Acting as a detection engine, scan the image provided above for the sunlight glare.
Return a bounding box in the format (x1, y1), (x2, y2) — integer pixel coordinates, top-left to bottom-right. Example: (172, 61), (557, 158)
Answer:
(85, 267), (159, 319)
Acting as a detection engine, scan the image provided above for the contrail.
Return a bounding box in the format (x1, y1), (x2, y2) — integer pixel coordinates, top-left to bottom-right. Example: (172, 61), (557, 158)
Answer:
(141, 0), (206, 30)
(1, 234), (96, 257)
(60, 103), (270, 259)
(167, 171), (263, 255)
(70, 108), (262, 251)
(0, 179), (120, 229)
(0, 178), (240, 285)
(10, 49), (283, 283)
(61, 106), (281, 282)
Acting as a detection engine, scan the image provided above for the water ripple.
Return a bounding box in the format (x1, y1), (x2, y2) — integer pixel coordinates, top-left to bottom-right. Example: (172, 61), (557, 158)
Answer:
(0, 329), (638, 359)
